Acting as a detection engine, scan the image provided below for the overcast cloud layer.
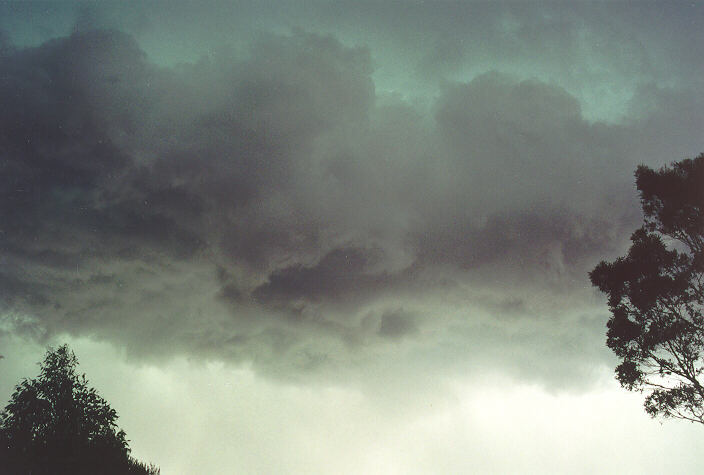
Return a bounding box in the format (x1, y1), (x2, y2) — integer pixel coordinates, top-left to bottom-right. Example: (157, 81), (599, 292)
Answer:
(2, 2), (704, 473)
(1, 2), (704, 390)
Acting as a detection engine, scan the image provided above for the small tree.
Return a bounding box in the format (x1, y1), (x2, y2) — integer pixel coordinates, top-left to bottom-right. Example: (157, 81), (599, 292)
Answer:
(0, 345), (159, 474)
(590, 153), (704, 423)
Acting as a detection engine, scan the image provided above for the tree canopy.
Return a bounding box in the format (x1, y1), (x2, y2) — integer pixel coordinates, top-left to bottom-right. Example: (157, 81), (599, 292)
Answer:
(590, 153), (704, 423)
(0, 344), (159, 474)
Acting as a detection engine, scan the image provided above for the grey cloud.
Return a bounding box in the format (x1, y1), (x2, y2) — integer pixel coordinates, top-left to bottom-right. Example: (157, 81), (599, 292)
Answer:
(378, 309), (417, 340)
(415, 209), (637, 282)
(252, 247), (392, 305)
(433, 73), (635, 216)
(0, 273), (50, 307)
(0, 22), (700, 388)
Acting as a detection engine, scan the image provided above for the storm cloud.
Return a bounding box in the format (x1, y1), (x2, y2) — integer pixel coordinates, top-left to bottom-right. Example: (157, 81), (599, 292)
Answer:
(0, 2), (703, 389)
(3, 3), (704, 473)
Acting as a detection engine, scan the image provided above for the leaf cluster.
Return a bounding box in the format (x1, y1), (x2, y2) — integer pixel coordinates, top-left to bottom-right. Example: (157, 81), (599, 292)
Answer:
(0, 345), (159, 474)
(590, 153), (704, 423)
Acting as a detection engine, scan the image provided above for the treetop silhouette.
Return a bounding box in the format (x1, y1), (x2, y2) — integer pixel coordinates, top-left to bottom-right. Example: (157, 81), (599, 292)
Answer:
(590, 153), (704, 423)
(0, 344), (159, 474)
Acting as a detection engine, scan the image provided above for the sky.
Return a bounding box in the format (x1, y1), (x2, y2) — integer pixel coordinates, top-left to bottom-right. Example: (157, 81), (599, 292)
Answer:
(0, 1), (703, 473)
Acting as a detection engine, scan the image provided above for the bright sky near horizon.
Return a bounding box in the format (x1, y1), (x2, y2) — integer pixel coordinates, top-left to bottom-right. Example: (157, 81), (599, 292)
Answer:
(1, 1), (704, 473)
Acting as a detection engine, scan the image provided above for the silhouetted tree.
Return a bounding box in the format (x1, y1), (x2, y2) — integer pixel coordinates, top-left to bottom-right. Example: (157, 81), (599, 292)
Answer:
(0, 345), (159, 474)
(590, 153), (704, 423)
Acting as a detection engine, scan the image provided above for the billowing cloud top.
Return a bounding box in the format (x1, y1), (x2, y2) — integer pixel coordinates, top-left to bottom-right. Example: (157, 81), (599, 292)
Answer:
(1, 1), (703, 388)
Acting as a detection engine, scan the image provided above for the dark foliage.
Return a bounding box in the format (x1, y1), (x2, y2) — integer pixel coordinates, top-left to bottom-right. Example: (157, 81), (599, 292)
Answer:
(590, 153), (704, 423)
(0, 345), (159, 474)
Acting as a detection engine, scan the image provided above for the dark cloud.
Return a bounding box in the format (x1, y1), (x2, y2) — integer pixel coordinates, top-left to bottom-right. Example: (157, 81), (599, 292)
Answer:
(0, 19), (701, 387)
(433, 73), (635, 216)
(253, 247), (391, 305)
(378, 309), (417, 340)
